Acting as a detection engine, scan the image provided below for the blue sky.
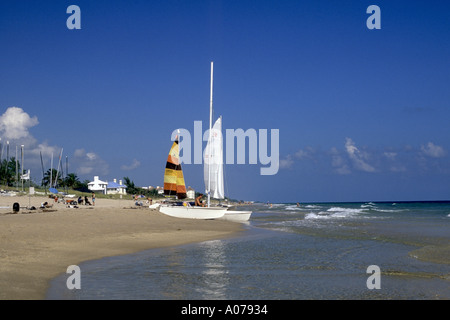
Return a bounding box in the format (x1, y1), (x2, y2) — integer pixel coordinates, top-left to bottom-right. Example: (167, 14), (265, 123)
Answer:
(1, 0), (449, 202)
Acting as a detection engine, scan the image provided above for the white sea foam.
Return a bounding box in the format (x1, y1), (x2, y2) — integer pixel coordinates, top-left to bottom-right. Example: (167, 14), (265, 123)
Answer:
(373, 209), (404, 213)
(292, 207), (366, 220)
(305, 212), (331, 220)
(285, 205), (302, 211)
(304, 205), (320, 209)
(327, 207), (364, 214)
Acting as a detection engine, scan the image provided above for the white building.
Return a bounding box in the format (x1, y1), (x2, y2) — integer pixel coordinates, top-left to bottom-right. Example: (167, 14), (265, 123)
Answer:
(88, 176), (127, 195)
(187, 186), (195, 199)
(106, 179), (127, 195)
(156, 186), (164, 195)
(88, 176), (108, 193)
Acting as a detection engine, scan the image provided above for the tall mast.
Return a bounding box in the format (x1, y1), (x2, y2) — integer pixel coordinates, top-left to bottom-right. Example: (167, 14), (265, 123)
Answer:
(208, 61), (213, 207)
(15, 146), (18, 189)
(40, 151), (46, 194)
(50, 152), (53, 188)
(55, 148), (63, 188)
(66, 156), (68, 194)
(21, 145), (24, 191)
(5, 141), (9, 186)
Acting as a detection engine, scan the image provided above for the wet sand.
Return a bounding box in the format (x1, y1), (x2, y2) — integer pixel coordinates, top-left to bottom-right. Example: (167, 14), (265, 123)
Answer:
(0, 195), (243, 299)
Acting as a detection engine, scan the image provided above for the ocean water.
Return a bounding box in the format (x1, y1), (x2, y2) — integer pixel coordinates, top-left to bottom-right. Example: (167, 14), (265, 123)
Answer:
(47, 201), (450, 300)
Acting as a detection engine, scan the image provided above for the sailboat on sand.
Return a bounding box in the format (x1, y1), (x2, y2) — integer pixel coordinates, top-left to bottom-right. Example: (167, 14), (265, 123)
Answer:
(158, 135), (227, 219)
(159, 62), (251, 221)
(203, 112), (252, 222)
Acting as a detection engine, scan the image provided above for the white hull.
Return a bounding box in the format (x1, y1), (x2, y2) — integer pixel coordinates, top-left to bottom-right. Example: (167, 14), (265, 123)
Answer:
(159, 205), (227, 219)
(219, 210), (252, 222)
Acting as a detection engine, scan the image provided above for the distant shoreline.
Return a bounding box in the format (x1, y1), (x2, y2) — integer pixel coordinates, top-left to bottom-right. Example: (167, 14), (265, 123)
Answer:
(0, 194), (243, 300)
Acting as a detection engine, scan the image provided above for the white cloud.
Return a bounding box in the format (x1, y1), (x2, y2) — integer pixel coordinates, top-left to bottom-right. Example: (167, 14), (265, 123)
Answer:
(279, 147), (317, 171)
(73, 148), (108, 176)
(0, 107), (38, 140)
(420, 142), (445, 158)
(383, 152), (397, 160)
(0, 106), (112, 181)
(263, 139), (447, 177)
(345, 138), (375, 172)
(382, 151), (406, 172)
(330, 147), (351, 175)
(74, 148), (85, 157)
(0, 107), (61, 174)
(26, 142), (61, 172)
(121, 159), (141, 171)
(279, 155), (294, 169)
(294, 146), (316, 160)
(78, 166), (94, 175)
(86, 152), (97, 161)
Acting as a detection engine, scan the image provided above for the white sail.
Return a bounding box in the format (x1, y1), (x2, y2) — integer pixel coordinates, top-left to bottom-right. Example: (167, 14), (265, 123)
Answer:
(204, 116), (224, 199)
(159, 61), (248, 221)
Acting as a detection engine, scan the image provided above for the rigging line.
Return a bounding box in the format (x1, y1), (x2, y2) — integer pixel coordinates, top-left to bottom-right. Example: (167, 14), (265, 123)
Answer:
(221, 116), (230, 202)
(223, 155), (230, 202)
(4, 142), (9, 185)
(207, 61), (213, 207)
(40, 151), (45, 182)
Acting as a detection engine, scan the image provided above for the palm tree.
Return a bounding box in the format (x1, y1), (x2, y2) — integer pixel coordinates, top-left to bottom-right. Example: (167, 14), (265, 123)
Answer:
(0, 157), (20, 187)
(65, 173), (81, 189)
(42, 168), (63, 188)
(123, 176), (139, 195)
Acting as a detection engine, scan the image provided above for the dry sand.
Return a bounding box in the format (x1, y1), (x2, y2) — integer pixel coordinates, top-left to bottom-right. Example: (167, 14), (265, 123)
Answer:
(0, 194), (244, 300)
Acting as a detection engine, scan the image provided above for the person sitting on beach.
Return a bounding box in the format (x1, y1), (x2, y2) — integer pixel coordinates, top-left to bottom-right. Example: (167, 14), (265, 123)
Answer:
(195, 194), (205, 207)
(77, 196), (83, 205)
(40, 201), (53, 209)
(84, 196), (91, 205)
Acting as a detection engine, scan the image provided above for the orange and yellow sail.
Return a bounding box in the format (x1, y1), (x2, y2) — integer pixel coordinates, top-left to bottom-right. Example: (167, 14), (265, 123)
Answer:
(163, 139), (187, 199)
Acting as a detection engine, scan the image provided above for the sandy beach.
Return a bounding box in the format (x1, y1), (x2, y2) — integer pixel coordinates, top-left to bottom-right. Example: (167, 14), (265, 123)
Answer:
(0, 194), (244, 300)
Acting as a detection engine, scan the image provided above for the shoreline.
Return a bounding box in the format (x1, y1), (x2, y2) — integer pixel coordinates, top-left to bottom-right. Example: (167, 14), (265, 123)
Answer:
(0, 195), (244, 300)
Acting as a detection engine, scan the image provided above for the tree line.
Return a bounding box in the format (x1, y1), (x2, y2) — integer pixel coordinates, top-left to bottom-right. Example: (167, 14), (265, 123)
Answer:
(0, 158), (161, 197)
(0, 157), (91, 192)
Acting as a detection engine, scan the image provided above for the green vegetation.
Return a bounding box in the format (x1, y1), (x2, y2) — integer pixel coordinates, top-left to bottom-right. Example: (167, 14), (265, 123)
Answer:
(0, 159), (164, 200)
(0, 157), (23, 187)
(0, 157), (91, 194)
(122, 176), (163, 199)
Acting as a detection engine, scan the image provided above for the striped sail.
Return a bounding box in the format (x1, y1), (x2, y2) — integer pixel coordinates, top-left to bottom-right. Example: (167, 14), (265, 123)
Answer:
(163, 139), (187, 199)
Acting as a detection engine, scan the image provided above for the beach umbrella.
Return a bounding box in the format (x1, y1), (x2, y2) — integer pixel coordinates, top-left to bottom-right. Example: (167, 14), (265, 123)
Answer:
(49, 187), (58, 194)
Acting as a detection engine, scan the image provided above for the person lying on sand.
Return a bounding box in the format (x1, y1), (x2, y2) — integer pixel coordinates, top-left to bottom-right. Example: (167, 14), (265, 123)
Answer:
(40, 201), (53, 209)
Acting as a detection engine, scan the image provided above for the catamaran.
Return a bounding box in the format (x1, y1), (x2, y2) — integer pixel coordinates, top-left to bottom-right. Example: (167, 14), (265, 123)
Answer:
(159, 61), (251, 221)
(203, 109), (252, 222)
(158, 135), (227, 219)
